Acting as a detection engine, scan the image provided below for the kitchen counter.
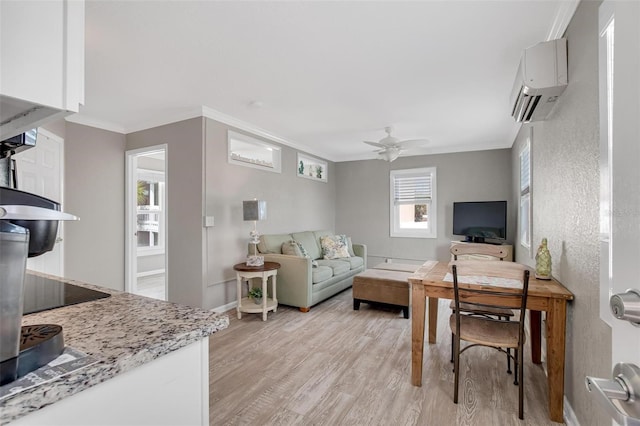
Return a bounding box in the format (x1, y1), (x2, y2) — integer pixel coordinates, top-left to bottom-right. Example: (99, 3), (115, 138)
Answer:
(0, 272), (229, 425)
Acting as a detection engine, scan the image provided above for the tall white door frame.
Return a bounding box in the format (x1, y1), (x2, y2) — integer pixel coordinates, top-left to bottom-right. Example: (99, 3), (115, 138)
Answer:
(125, 144), (168, 298)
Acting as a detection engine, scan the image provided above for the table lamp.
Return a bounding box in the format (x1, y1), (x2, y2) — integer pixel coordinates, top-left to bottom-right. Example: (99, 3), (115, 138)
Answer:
(243, 199), (267, 266)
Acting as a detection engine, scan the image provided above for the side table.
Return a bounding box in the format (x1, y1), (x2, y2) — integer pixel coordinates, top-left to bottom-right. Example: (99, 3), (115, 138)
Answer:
(233, 261), (281, 321)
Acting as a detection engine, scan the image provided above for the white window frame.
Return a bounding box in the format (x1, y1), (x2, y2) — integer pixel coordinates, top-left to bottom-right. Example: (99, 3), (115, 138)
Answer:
(390, 167), (437, 238)
(228, 130), (281, 173)
(519, 134), (531, 251)
(137, 169), (165, 256)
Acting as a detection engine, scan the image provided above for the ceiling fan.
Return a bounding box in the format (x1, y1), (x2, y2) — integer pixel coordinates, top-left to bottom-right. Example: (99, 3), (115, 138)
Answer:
(363, 126), (429, 162)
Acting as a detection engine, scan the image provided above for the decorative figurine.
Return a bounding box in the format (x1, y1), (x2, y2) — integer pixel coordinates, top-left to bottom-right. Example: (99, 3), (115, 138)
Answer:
(535, 238), (552, 280)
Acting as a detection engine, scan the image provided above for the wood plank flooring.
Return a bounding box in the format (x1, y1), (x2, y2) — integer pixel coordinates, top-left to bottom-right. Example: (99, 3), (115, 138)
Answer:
(209, 288), (561, 425)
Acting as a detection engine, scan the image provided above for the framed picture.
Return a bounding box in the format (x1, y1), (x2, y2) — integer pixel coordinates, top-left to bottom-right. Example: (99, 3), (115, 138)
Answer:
(297, 153), (327, 183)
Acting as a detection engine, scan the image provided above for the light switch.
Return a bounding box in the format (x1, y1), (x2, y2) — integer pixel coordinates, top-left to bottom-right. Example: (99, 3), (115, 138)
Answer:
(204, 216), (215, 227)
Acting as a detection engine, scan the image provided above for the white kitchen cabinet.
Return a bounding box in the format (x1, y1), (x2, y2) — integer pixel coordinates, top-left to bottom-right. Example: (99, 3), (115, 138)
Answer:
(0, 0), (84, 139)
(10, 338), (210, 426)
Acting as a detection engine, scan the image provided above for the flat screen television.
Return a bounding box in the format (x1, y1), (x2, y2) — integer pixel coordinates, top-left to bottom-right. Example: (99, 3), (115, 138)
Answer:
(453, 201), (507, 243)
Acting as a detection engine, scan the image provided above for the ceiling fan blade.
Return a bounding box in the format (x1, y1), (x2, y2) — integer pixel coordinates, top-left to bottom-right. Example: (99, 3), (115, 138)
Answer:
(364, 141), (386, 148)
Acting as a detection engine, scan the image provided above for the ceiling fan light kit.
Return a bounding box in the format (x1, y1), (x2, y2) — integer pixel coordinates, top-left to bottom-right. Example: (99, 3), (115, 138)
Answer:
(379, 148), (400, 162)
(363, 126), (429, 162)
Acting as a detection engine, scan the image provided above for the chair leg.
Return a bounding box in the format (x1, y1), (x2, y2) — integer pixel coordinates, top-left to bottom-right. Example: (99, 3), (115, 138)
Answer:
(518, 346), (524, 419)
(513, 348), (519, 385)
(453, 335), (460, 404)
(450, 333), (454, 364)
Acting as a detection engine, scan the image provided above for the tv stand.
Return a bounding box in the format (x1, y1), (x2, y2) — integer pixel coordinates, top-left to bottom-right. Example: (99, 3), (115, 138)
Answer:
(451, 241), (513, 261)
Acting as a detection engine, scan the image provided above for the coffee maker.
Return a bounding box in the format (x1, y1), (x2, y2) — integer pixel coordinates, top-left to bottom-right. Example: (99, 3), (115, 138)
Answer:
(0, 133), (79, 385)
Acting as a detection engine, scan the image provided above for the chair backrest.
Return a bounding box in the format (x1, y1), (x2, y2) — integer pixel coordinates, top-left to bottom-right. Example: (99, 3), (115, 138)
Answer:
(450, 243), (510, 261)
(451, 260), (530, 342)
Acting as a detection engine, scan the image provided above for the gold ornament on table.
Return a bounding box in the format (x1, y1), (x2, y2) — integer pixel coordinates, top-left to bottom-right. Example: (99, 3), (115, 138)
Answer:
(535, 238), (552, 280)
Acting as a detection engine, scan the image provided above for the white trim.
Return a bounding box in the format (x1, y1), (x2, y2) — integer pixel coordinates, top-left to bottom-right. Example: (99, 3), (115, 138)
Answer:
(390, 167), (437, 239)
(136, 268), (165, 278)
(65, 106), (338, 162)
(227, 130), (282, 173)
(297, 152), (328, 182)
(562, 396), (580, 426)
(65, 113), (126, 134)
(519, 133), (532, 252)
(125, 144), (168, 301)
(547, 0), (581, 41)
(211, 300), (237, 314)
(202, 106), (333, 162)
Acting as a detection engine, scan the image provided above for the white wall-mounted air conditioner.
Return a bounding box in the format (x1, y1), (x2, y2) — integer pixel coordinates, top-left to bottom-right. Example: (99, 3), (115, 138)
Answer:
(510, 38), (568, 123)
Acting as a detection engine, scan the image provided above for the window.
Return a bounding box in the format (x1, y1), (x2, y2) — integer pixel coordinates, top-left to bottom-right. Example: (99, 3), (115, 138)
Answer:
(519, 137), (531, 249)
(390, 167), (437, 238)
(137, 169), (165, 254)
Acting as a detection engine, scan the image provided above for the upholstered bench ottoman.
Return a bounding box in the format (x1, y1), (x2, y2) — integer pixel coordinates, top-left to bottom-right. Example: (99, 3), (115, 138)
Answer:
(352, 264), (420, 319)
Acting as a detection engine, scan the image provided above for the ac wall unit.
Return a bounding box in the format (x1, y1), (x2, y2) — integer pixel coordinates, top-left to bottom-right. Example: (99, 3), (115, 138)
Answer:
(510, 38), (567, 123)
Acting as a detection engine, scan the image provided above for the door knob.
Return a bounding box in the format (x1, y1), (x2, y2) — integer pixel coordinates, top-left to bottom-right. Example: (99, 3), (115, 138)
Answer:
(611, 289), (640, 327)
(586, 363), (640, 425)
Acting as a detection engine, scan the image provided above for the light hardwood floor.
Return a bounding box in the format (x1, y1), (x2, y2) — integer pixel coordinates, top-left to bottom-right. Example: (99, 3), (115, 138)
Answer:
(210, 288), (561, 425)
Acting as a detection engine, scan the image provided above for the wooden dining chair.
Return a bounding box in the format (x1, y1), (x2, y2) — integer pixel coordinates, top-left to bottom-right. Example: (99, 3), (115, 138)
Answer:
(449, 243), (515, 373)
(450, 260), (530, 419)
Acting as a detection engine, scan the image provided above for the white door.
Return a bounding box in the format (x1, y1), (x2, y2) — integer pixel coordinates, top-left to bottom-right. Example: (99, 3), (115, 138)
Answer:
(13, 128), (64, 277)
(592, 1), (640, 424)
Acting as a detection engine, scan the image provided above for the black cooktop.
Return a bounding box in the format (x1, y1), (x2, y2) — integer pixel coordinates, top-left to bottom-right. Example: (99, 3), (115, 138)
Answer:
(23, 274), (111, 315)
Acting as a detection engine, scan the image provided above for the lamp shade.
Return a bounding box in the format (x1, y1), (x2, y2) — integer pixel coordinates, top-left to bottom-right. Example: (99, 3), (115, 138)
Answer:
(243, 200), (267, 221)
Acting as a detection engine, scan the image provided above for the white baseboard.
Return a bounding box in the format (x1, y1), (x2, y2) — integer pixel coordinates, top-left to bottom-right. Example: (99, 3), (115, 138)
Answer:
(211, 300), (237, 314)
(563, 395), (580, 425)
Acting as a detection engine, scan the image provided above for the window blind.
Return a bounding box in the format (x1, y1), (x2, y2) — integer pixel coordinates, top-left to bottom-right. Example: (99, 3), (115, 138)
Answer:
(393, 173), (432, 205)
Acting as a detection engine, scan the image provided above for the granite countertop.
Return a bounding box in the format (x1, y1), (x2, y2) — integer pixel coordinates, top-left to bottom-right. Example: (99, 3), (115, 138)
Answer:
(0, 273), (229, 424)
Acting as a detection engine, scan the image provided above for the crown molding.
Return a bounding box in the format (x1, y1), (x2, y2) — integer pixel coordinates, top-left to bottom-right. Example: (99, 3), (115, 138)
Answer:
(65, 113), (126, 134)
(64, 106), (337, 162)
(200, 106), (336, 162)
(547, 0), (580, 40)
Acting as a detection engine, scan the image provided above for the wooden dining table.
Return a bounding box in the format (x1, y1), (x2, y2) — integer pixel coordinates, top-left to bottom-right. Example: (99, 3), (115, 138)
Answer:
(408, 260), (574, 423)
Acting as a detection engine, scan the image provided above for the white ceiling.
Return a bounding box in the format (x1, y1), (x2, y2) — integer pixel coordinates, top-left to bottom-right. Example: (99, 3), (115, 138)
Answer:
(74, 1), (576, 162)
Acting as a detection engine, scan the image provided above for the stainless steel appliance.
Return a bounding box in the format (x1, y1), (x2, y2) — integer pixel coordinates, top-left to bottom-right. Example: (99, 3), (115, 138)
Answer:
(0, 186), (79, 385)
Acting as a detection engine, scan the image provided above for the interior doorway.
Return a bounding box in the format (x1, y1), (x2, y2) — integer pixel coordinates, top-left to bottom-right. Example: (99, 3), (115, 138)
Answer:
(125, 145), (167, 301)
(13, 128), (64, 277)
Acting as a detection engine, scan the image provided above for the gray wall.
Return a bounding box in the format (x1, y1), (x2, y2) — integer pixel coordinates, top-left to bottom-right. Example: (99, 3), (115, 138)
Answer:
(64, 122), (126, 290)
(203, 118), (336, 309)
(335, 149), (514, 266)
(123, 117), (336, 309)
(126, 118), (205, 308)
(511, 1), (610, 424)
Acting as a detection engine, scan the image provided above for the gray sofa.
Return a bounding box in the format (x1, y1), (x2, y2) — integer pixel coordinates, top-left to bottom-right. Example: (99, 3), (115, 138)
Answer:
(254, 230), (367, 311)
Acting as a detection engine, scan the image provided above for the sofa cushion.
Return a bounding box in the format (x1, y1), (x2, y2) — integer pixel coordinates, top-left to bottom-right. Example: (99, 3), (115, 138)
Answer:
(282, 240), (319, 267)
(281, 241), (303, 257)
(346, 237), (356, 257)
(316, 259), (350, 276)
(258, 233), (292, 254)
(291, 231), (322, 260)
(320, 235), (350, 259)
(339, 256), (364, 270)
(311, 266), (333, 283)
